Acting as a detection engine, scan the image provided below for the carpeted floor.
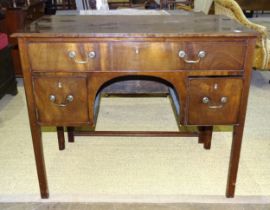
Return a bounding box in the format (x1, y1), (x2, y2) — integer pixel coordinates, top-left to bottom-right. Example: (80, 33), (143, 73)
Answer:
(0, 71), (270, 203)
(0, 202), (270, 210)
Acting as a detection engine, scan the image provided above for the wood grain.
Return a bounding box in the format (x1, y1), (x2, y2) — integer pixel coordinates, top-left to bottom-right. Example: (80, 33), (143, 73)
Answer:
(186, 77), (243, 125)
(15, 14), (257, 199)
(33, 76), (89, 125)
(12, 14), (257, 38)
(27, 40), (246, 72)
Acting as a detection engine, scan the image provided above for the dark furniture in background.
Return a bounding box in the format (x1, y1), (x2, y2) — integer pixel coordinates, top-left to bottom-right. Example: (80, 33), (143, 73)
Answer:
(44, 0), (76, 14)
(160, 0), (192, 10)
(0, 33), (18, 99)
(235, 0), (270, 17)
(235, 0), (270, 11)
(2, 0), (44, 76)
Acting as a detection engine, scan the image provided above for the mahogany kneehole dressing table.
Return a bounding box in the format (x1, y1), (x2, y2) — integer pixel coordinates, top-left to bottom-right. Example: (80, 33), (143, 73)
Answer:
(13, 13), (257, 198)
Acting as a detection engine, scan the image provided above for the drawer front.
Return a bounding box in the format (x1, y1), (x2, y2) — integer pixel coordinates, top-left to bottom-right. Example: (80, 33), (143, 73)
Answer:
(179, 42), (245, 70)
(28, 43), (105, 72)
(28, 41), (245, 72)
(186, 78), (243, 125)
(33, 76), (89, 124)
(110, 42), (185, 71)
(110, 41), (245, 71)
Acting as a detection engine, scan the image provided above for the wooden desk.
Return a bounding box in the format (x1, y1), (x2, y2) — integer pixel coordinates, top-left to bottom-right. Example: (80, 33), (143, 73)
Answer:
(14, 13), (257, 199)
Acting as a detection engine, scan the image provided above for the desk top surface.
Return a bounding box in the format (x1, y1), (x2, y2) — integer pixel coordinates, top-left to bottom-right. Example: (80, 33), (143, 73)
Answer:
(13, 11), (257, 38)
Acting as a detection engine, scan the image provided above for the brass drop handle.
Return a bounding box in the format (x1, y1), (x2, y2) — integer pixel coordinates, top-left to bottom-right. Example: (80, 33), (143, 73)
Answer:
(49, 94), (74, 107)
(202, 96), (228, 109)
(68, 50), (96, 64)
(178, 50), (206, 64)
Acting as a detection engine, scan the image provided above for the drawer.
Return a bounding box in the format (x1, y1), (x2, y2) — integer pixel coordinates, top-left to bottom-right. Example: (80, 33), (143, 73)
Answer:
(110, 42), (185, 71)
(110, 41), (246, 71)
(28, 42), (106, 72)
(186, 78), (243, 125)
(33, 76), (89, 125)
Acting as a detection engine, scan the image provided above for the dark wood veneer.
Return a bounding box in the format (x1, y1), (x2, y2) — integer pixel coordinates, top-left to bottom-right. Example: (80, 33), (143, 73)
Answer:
(14, 13), (257, 199)
(236, 0), (270, 11)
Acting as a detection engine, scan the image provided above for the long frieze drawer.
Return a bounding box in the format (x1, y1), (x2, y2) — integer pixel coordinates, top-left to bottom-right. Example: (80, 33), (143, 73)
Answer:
(186, 77), (243, 125)
(110, 41), (246, 71)
(33, 76), (89, 125)
(27, 42), (108, 72)
(27, 41), (246, 72)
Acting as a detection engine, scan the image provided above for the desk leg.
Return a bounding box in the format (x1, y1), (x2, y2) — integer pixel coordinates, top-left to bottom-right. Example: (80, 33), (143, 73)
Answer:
(226, 125), (244, 198)
(31, 124), (49, 198)
(198, 126), (213, 150)
(57, 127), (65, 150)
(67, 127), (75, 143)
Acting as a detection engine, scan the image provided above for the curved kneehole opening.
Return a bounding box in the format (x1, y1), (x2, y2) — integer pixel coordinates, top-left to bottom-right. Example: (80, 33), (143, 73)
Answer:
(91, 75), (181, 129)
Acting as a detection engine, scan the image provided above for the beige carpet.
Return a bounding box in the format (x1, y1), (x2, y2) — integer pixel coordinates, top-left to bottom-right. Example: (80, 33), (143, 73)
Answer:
(0, 71), (270, 203)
